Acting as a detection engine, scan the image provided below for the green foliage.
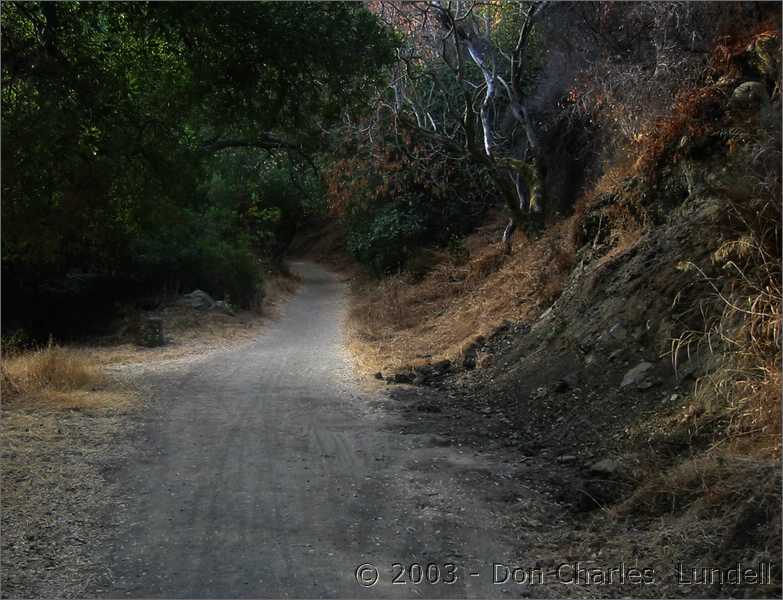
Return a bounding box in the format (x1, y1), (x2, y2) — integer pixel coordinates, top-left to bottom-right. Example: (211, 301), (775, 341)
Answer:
(1, 1), (396, 326)
(191, 238), (263, 309)
(1, 329), (36, 355)
(346, 203), (426, 276)
(447, 235), (470, 265)
(326, 125), (493, 276)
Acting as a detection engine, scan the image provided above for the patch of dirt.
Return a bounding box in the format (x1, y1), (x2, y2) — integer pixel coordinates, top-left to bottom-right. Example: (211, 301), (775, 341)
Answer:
(0, 271), (299, 599)
(0, 396), (140, 598)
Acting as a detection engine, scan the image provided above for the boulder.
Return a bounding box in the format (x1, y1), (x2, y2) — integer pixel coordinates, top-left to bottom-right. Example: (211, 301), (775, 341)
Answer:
(607, 322), (629, 343)
(136, 316), (164, 347)
(588, 458), (624, 477)
(179, 289), (215, 311)
(729, 81), (769, 112)
(620, 361), (654, 388)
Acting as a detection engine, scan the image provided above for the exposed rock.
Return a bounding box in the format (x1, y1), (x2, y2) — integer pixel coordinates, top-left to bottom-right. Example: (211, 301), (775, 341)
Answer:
(562, 372), (580, 389)
(729, 80), (769, 112)
(213, 300), (236, 316)
(637, 379), (659, 390)
(557, 454), (577, 464)
(391, 371), (415, 384)
(620, 361), (654, 388)
(178, 289), (215, 311)
(607, 322), (628, 343)
(136, 316), (164, 347)
(588, 458), (624, 477)
(583, 353), (598, 366)
(530, 386), (549, 401)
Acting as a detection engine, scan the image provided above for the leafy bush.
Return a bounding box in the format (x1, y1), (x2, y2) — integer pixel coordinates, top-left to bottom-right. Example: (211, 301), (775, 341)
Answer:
(192, 238), (263, 308)
(130, 203), (264, 308)
(1, 2), (396, 335)
(326, 125), (493, 276)
(346, 203), (426, 276)
(1, 330), (35, 356)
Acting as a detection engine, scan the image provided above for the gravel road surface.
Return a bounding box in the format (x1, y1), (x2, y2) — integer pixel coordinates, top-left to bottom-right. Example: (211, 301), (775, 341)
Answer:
(95, 262), (526, 598)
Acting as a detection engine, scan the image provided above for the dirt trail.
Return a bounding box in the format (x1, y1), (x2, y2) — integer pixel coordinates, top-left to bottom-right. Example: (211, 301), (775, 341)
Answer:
(92, 262), (544, 598)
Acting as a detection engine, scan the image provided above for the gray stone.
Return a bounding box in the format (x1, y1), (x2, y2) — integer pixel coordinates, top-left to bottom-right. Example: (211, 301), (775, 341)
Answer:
(530, 386), (549, 401)
(589, 458), (623, 477)
(637, 379), (659, 390)
(608, 323), (628, 342)
(179, 289), (215, 311)
(730, 81), (769, 111)
(213, 300), (236, 315)
(557, 455), (577, 464)
(620, 361), (654, 388)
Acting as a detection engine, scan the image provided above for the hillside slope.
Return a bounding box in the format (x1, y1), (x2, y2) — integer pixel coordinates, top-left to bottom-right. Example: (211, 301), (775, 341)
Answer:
(342, 23), (781, 598)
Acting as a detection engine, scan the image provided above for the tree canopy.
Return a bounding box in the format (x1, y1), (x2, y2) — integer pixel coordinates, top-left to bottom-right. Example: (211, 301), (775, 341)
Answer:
(1, 1), (397, 333)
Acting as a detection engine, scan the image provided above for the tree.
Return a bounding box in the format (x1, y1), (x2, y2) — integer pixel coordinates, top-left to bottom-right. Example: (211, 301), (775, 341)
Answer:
(359, 1), (550, 252)
(1, 1), (397, 331)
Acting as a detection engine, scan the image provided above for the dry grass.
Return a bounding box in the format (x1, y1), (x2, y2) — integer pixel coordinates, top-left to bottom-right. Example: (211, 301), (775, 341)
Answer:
(0, 344), (140, 596)
(578, 450), (782, 596)
(1, 270), (301, 597)
(668, 151), (782, 457)
(1, 392), (137, 597)
(608, 119), (781, 590)
(347, 211), (576, 373)
(618, 452), (779, 519)
(1, 341), (134, 410)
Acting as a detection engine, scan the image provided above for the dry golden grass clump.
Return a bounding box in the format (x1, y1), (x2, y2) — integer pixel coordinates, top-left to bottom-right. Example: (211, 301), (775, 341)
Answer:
(2, 342), (100, 394)
(1, 341), (132, 409)
(347, 212), (576, 373)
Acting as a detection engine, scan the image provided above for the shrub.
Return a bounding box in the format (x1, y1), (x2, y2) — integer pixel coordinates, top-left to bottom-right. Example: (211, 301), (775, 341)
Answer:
(346, 203), (426, 276)
(194, 239), (263, 308)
